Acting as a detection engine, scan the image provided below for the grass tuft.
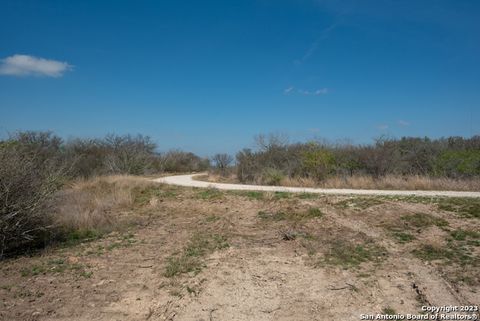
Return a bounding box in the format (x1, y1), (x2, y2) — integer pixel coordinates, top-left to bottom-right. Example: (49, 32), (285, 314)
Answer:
(196, 188), (223, 200)
(320, 240), (387, 269)
(335, 197), (384, 210)
(400, 213), (449, 228)
(438, 198), (480, 219)
(391, 231), (416, 243)
(164, 233), (229, 278)
(258, 207), (324, 222)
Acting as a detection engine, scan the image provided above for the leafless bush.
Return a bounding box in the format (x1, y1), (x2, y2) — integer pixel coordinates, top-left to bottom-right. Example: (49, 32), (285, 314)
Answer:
(158, 150), (210, 172)
(211, 153), (233, 176)
(0, 142), (65, 258)
(103, 134), (156, 175)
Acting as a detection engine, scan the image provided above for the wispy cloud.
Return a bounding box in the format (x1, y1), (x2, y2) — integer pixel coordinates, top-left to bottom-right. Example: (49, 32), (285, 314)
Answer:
(0, 54), (72, 77)
(377, 124), (389, 130)
(298, 88), (329, 95)
(284, 86), (294, 94)
(295, 21), (342, 65)
(284, 86), (329, 96)
(398, 120), (410, 127)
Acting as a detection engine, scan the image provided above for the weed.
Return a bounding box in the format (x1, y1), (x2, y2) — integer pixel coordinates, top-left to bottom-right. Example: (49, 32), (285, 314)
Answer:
(274, 191), (290, 199)
(186, 286), (197, 295)
(412, 245), (453, 261)
(279, 229), (313, 241)
(401, 213), (449, 229)
(169, 289), (183, 297)
(164, 233), (229, 277)
(297, 193), (317, 199)
(0, 284), (12, 291)
(80, 270), (93, 278)
(320, 240), (386, 269)
(205, 215), (220, 223)
(438, 198), (480, 219)
(391, 232), (416, 243)
(134, 185), (177, 205)
(258, 211), (286, 221)
(258, 207), (324, 222)
(239, 191), (264, 200)
(335, 197), (384, 210)
(20, 258), (92, 278)
(306, 207), (324, 218)
(450, 229), (480, 241)
(63, 229), (103, 246)
(105, 233), (136, 251)
(196, 188), (223, 200)
(20, 264), (46, 277)
(382, 307), (397, 315)
(413, 243), (477, 267)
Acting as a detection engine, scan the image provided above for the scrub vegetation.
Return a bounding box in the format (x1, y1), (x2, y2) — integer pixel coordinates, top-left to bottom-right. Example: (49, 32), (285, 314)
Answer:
(211, 133), (480, 191)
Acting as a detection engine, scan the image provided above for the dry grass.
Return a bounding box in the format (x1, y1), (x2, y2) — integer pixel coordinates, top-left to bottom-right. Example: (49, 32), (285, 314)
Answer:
(315, 175), (480, 191)
(54, 175), (155, 231)
(195, 173), (237, 184)
(201, 173), (480, 191)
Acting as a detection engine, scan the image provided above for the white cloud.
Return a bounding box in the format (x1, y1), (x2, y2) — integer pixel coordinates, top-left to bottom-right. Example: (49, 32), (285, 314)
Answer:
(298, 88), (329, 96)
(0, 54), (72, 77)
(314, 88), (328, 95)
(284, 86), (294, 94)
(398, 120), (410, 127)
(295, 20), (343, 65)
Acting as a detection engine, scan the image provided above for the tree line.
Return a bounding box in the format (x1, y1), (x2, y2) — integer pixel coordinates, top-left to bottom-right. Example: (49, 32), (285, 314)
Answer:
(235, 134), (480, 185)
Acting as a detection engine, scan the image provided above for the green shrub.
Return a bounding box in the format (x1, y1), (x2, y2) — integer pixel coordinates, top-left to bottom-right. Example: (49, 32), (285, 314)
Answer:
(435, 150), (480, 177)
(261, 168), (285, 185)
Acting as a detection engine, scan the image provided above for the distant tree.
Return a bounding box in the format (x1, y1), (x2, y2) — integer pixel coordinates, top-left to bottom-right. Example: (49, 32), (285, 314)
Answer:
(102, 134), (157, 175)
(211, 153), (233, 175)
(300, 143), (336, 180)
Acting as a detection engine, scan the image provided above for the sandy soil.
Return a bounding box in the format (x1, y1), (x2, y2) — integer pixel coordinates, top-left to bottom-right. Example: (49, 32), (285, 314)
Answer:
(0, 184), (478, 321)
(156, 173), (480, 198)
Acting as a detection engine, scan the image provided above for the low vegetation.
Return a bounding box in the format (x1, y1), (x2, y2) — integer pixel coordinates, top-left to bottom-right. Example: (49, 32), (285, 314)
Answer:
(400, 213), (449, 229)
(257, 207), (324, 222)
(0, 131), (207, 258)
(164, 233), (229, 277)
(320, 239), (387, 269)
(437, 197), (480, 218)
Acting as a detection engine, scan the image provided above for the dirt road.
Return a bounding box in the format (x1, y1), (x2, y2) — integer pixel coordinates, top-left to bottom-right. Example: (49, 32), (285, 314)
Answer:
(155, 173), (480, 198)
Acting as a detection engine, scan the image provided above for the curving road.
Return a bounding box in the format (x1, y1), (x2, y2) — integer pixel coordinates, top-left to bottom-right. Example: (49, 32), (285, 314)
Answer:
(153, 173), (480, 198)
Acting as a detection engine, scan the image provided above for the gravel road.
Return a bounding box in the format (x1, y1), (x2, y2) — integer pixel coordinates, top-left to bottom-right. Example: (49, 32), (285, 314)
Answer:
(154, 173), (480, 198)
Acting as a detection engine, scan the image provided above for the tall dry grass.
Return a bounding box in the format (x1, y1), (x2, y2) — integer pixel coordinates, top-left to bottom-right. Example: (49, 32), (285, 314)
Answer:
(281, 175), (480, 191)
(54, 175), (155, 232)
(201, 173), (480, 191)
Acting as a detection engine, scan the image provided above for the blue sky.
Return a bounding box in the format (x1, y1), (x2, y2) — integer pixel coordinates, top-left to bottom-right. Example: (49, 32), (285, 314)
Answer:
(1, 0), (479, 155)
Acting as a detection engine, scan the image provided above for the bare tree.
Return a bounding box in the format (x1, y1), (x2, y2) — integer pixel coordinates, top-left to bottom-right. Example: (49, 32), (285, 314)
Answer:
(211, 153), (233, 175)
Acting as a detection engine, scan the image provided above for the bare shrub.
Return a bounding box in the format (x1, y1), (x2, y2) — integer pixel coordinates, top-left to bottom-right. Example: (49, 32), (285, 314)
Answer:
(236, 133), (480, 187)
(103, 134), (156, 175)
(159, 150), (210, 172)
(211, 153), (233, 176)
(0, 142), (65, 258)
